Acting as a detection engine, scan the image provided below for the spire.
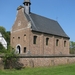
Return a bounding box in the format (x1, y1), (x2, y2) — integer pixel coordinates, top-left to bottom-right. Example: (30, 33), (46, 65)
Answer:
(23, 0), (31, 14)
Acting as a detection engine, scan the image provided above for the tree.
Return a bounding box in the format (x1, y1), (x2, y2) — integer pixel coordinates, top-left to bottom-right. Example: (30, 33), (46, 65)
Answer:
(5, 31), (10, 45)
(0, 26), (16, 69)
(0, 26), (6, 34)
(0, 26), (23, 69)
(0, 26), (10, 45)
(0, 43), (4, 50)
(3, 46), (18, 69)
(0, 43), (6, 53)
(3, 47), (23, 69)
(70, 41), (75, 54)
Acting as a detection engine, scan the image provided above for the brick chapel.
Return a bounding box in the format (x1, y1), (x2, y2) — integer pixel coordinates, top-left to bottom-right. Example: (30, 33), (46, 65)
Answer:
(11, 0), (70, 55)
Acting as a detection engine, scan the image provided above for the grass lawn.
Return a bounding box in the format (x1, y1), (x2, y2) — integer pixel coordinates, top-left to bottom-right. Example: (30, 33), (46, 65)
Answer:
(0, 63), (75, 75)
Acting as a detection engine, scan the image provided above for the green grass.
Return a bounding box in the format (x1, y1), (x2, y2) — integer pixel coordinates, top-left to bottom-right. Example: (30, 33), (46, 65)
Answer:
(0, 63), (75, 75)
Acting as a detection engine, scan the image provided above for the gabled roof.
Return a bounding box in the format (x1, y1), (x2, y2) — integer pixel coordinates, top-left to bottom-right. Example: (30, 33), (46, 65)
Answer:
(25, 12), (69, 39)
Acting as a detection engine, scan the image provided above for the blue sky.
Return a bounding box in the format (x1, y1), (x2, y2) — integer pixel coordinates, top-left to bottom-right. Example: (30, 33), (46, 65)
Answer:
(0, 0), (75, 41)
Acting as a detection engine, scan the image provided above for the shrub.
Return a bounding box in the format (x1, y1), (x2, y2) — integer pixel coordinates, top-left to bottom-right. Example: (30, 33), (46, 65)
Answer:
(0, 45), (23, 69)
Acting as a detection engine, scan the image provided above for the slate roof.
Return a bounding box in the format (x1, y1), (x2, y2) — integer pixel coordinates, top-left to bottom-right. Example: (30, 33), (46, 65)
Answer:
(25, 12), (69, 39)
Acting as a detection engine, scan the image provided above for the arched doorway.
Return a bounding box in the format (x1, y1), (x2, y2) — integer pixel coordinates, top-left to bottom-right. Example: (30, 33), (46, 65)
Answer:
(16, 45), (21, 54)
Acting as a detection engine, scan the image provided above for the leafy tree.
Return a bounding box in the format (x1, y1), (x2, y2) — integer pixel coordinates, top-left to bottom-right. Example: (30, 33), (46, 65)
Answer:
(0, 45), (22, 69)
(0, 44), (23, 69)
(0, 26), (23, 69)
(70, 41), (75, 54)
(3, 46), (18, 69)
(0, 43), (6, 53)
(0, 26), (10, 45)
(5, 31), (10, 45)
(0, 43), (22, 69)
(0, 26), (6, 34)
(0, 43), (4, 50)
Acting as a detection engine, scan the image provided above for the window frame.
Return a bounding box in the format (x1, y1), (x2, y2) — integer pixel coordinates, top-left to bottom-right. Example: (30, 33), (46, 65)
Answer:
(64, 41), (66, 47)
(33, 36), (37, 44)
(24, 47), (26, 53)
(24, 34), (26, 41)
(18, 37), (20, 39)
(56, 39), (59, 46)
(46, 38), (49, 45)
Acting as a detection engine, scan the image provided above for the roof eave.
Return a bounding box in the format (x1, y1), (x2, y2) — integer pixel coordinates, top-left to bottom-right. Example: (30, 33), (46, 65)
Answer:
(31, 30), (70, 39)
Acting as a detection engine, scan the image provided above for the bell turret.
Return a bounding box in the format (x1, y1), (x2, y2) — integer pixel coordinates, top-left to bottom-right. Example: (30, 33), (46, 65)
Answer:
(23, 0), (31, 14)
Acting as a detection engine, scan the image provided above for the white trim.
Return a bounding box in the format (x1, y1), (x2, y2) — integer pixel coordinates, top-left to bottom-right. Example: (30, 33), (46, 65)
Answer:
(11, 21), (31, 33)
(12, 27), (27, 33)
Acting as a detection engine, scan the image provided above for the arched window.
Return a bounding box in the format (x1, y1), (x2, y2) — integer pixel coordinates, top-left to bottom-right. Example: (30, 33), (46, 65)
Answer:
(12, 37), (15, 43)
(24, 34), (26, 41)
(24, 47), (26, 53)
(46, 38), (49, 45)
(33, 36), (37, 44)
(17, 46), (21, 54)
(18, 37), (20, 39)
(64, 41), (66, 47)
(56, 39), (59, 46)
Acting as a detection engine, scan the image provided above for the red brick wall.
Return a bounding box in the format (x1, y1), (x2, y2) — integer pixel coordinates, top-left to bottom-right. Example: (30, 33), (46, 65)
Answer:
(19, 56), (75, 67)
(11, 7), (69, 55)
(11, 7), (30, 53)
(29, 31), (69, 55)
(0, 56), (75, 68)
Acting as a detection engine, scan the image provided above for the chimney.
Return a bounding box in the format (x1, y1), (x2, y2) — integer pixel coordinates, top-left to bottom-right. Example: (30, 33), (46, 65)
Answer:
(23, 0), (31, 14)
